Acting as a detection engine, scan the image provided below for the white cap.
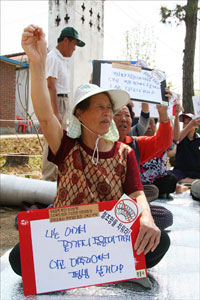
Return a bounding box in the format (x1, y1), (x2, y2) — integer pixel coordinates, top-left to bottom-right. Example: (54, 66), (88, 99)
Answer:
(179, 113), (195, 122)
(71, 83), (130, 114)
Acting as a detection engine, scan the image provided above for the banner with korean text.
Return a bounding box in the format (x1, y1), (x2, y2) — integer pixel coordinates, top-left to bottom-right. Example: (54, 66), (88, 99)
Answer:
(18, 195), (146, 296)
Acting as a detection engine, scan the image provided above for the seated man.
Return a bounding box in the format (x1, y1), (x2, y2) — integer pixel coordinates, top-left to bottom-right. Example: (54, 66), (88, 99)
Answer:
(168, 113), (200, 184)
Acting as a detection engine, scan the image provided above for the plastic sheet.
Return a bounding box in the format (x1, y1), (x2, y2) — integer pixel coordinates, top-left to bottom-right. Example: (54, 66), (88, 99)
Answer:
(1, 192), (199, 300)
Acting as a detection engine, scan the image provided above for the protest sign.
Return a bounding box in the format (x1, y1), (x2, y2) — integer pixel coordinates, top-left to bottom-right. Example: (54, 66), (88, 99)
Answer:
(18, 196), (146, 296)
(192, 96), (200, 117)
(131, 92), (179, 118)
(92, 60), (168, 105)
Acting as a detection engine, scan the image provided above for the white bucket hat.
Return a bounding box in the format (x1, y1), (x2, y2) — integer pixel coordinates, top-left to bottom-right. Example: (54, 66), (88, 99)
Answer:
(68, 83), (130, 140)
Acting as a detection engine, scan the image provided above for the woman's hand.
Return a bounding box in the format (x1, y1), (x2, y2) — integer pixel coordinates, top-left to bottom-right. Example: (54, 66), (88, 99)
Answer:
(190, 117), (200, 129)
(129, 191), (161, 255)
(134, 211), (161, 255)
(164, 86), (172, 101)
(175, 102), (183, 116)
(21, 25), (47, 63)
(156, 87), (171, 118)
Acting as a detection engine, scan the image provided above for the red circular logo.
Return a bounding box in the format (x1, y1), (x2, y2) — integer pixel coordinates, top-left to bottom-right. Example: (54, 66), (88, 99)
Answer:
(114, 199), (139, 224)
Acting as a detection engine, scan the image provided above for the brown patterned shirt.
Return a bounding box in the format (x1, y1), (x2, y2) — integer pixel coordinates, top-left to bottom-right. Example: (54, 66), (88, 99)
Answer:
(48, 131), (143, 208)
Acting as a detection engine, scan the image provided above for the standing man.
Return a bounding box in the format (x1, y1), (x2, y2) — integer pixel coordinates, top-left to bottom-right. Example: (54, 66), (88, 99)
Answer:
(42, 27), (85, 181)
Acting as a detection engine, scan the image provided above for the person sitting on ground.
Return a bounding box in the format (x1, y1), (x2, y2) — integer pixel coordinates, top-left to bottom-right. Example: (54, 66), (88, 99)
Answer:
(168, 113), (200, 184)
(114, 102), (173, 230)
(9, 25), (170, 282)
(114, 101), (173, 202)
(139, 103), (182, 200)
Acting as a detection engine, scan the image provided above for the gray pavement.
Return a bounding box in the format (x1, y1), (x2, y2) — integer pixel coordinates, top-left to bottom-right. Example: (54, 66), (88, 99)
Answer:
(1, 191), (199, 300)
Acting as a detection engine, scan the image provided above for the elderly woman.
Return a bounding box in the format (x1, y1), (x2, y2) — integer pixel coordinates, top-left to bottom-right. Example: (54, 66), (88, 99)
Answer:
(9, 25), (170, 282)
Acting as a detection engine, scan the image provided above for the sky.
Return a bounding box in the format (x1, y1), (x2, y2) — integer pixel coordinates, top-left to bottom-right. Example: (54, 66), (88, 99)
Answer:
(1, 0), (199, 95)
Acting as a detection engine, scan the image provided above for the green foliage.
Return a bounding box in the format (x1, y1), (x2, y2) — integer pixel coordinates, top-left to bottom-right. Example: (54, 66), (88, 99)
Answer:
(122, 25), (157, 68)
(160, 4), (186, 25)
(1, 164), (8, 171)
(160, 0), (199, 113)
(29, 157), (41, 168)
(196, 127), (200, 134)
(167, 81), (178, 91)
(160, 1), (199, 25)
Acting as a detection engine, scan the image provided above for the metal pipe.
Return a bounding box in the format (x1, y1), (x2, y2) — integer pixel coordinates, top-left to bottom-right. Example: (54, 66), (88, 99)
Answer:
(0, 174), (56, 206)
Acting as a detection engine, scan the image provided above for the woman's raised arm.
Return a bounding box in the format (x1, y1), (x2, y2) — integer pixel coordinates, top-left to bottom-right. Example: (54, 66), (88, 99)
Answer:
(21, 25), (63, 154)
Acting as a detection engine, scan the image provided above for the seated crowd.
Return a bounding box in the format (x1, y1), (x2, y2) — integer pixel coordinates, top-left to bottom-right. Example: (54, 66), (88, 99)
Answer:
(122, 102), (200, 201)
(8, 24), (200, 290)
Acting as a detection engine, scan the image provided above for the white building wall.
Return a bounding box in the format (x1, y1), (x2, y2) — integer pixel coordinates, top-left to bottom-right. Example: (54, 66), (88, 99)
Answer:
(48, 0), (104, 100)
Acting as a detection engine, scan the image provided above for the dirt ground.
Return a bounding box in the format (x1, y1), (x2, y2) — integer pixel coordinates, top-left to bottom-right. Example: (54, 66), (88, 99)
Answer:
(0, 135), (44, 257)
(0, 207), (21, 257)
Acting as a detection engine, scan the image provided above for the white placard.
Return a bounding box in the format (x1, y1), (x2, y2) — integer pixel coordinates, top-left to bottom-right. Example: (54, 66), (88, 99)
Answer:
(131, 100), (175, 119)
(132, 102), (159, 118)
(100, 63), (163, 104)
(192, 96), (200, 117)
(30, 214), (136, 294)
